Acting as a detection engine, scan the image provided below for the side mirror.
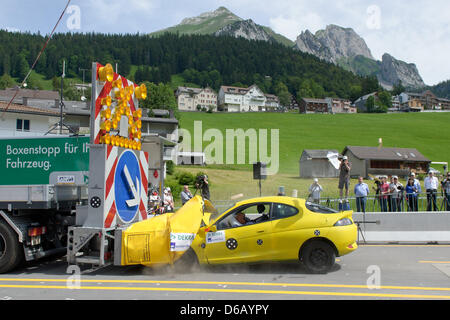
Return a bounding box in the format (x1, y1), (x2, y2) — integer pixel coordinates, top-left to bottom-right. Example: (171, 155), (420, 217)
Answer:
(206, 225), (217, 233)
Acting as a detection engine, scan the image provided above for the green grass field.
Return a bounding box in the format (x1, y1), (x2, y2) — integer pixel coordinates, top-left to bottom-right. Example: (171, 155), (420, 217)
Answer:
(178, 111), (450, 175)
(168, 111), (450, 204)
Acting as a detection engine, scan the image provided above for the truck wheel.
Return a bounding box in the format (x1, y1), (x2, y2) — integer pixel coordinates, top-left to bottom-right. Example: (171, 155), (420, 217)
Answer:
(0, 221), (24, 273)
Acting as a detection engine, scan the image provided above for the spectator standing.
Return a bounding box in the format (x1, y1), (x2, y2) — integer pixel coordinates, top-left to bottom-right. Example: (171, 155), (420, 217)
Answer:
(180, 185), (193, 206)
(424, 171), (439, 211)
(379, 176), (390, 212)
(387, 176), (394, 212)
(405, 177), (418, 212)
(163, 187), (174, 212)
(354, 176), (370, 213)
(389, 176), (404, 212)
(196, 175), (210, 200)
(308, 179), (323, 204)
(338, 156), (351, 204)
(442, 172), (450, 211)
(410, 172), (421, 211)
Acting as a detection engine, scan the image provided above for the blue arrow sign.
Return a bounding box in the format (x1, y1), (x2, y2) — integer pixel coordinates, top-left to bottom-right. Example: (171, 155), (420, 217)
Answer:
(114, 150), (141, 223)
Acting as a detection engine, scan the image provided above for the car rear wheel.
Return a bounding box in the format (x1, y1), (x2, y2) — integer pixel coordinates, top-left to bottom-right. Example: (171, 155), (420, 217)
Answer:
(0, 221), (24, 274)
(300, 240), (336, 274)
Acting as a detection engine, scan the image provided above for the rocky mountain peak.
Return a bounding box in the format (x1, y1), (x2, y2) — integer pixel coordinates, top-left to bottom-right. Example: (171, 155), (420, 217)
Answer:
(179, 6), (242, 26)
(379, 53), (425, 88)
(214, 19), (274, 42)
(295, 25), (374, 63)
(294, 24), (425, 89)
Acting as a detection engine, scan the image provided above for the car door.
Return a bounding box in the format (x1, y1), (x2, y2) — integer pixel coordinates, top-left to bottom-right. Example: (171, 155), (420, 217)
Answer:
(270, 202), (306, 261)
(204, 203), (273, 264)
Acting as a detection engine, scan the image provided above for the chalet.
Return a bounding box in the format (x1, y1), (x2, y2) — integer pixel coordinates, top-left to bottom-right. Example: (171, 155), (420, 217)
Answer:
(299, 98), (329, 113)
(342, 146), (431, 178)
(175, 86), (217, 112)
(218, 84), (279, 112)
(398, 90), (450, 111)
(0, 101), (60, 137)
(299, 149), (341, 178)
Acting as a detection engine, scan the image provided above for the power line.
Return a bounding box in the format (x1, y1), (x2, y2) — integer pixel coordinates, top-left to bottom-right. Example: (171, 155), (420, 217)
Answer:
(1, 0), (72, 119)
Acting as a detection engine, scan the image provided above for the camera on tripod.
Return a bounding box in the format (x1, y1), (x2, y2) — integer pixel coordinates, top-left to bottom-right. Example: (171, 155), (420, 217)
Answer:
(195, 174), (207, 190)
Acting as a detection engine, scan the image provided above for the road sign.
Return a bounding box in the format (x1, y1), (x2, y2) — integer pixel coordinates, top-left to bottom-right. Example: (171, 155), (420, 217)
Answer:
(0, 136), (90, 185)
(114, 150), (141, 223)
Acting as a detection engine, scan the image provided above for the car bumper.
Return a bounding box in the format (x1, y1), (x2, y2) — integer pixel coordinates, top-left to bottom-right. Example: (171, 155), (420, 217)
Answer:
(328, 224), (358, 257)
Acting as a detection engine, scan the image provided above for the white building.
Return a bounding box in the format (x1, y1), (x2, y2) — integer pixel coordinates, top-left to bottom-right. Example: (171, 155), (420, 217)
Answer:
(0, 101), (60, 137)
(175, 86), (217, 112)
(218, 84), (279, 112)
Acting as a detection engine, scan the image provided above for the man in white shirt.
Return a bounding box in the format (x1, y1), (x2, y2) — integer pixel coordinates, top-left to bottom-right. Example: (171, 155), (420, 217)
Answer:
(389, 176), (404, 212)
(424, 171), (439, 211)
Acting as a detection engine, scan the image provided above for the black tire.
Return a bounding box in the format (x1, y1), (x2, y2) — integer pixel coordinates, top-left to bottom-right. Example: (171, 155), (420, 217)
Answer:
(173, 248), (199, 273)
(0, 221), (24, 274)
(300, 240), (336, 274)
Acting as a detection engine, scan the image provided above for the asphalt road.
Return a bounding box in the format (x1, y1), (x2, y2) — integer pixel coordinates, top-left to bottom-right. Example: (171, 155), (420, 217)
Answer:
(1, 245), (450, 301)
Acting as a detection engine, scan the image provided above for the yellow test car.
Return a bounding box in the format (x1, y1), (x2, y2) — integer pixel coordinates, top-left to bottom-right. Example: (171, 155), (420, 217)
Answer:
(186, 196), (358, 274)
(120, 196), (357, 274)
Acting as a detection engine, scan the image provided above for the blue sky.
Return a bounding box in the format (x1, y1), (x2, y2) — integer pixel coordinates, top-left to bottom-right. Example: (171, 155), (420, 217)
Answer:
(1, 0), (449, 85)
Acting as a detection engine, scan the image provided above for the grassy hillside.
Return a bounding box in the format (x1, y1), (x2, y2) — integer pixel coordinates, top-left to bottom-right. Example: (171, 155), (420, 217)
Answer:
(337, 55), (380, 77)
(149, 7), (242, 37)
(178, 112), (450, 176)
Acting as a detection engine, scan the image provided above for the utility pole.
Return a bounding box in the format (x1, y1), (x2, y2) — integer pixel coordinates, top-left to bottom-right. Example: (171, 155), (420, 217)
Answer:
(79, 67), (89, 100)
(60, 60), (65, 134)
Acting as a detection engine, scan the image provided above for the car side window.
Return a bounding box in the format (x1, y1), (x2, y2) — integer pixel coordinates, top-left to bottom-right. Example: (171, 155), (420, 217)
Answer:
(271, 203), (299, 220)
(216, 203), (271, 230)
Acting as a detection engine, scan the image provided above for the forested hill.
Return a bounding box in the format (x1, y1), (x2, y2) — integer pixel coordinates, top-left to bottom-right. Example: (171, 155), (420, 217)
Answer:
(0, 30), (379, 101)
(427, 80), (450, 99)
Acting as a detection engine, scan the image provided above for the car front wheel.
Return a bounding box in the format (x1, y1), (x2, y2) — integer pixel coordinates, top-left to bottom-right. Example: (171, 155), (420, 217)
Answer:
(173, 248), (199, 273)
(300, 240), (336, 274)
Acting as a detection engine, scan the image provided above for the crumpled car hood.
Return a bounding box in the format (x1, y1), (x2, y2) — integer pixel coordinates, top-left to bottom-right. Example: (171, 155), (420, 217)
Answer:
(119, 195), (212, 266)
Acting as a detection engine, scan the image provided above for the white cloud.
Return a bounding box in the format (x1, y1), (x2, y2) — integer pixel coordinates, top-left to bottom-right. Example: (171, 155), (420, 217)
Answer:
(270, 12), (324, 41)
(262, 0), (449, 85)
(81, 0), (161, 32)
(357, 1), (450, 85)
(3, 27), (20, 32)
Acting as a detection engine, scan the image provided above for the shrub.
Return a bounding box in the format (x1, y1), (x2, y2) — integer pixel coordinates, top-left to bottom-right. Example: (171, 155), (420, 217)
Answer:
(178, 172), (195, 186)
(164, 177), (182, 200)
(166, 160), (175, 176)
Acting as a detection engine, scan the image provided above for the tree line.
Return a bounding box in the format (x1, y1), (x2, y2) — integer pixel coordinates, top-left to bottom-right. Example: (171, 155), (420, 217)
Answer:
(0, 30), (381, 104)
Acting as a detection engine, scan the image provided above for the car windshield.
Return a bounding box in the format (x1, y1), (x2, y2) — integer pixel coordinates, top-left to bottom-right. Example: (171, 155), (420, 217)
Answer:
(208, 203), (235, 223)
(305, 202), (339, 214)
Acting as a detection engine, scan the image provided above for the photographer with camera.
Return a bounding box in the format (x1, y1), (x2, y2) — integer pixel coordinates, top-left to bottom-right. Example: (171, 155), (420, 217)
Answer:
(424, 170), (439, 211)
(372, 176), (382, 210)
(195, 174), (210, 200)
(389, 176), (404, 212)
(442, 172), (450, 211)
(338, 156), (351, 205)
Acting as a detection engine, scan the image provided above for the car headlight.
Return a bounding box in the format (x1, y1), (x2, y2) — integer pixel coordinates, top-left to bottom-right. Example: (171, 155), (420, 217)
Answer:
(334, 218), (353, 227)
